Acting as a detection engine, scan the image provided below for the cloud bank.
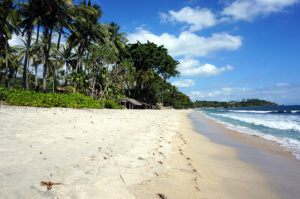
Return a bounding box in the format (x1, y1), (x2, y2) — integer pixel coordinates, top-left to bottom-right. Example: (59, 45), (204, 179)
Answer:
(128, 28), (242, 58)
(222, 0), (299, 21)
(189, 83), (300, 104)
(171, 79), (195, 87)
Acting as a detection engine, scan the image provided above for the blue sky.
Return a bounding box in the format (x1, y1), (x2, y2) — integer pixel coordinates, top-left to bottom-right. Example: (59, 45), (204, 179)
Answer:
(92, 0), (300, 104)
(72, 1), (300, 104)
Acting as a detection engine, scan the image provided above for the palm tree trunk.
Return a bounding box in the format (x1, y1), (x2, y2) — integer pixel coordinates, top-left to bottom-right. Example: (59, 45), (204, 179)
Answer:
(91, 68), (98, 99)
(75, 45), (81, 73)
(42, 27), (53, 92)
(22, 25), (33, 90)
(5, 38), (9, 88)
(0, 0), (12, 43)
(34, 23), (40, 91)
(85, 50), (90, 72)
(84, 37), (91, 71)
(54, 27), (62, 92)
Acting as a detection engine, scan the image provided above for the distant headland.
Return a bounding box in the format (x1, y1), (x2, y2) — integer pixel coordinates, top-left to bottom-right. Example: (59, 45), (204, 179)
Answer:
(191, 99), (278, 108)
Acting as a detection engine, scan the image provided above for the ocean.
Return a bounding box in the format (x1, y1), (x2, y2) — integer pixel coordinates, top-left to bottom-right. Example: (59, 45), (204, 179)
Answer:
(199, 105), (300, 160)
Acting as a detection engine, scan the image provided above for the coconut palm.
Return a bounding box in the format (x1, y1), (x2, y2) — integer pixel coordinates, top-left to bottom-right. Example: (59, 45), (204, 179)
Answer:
(39, 0), (73, 92)
(18, 0), (47, 89)
(67, 0), (107, 74)
(106, 22), (127, 56)
(52, 1), (74, 91)
(0, 0), (13, 44)
(0, 0), (19, 88)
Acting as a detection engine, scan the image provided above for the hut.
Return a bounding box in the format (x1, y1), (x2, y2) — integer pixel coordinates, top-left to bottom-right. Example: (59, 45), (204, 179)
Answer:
(140, 102), (152, 109)
(121, 98), (142, 109)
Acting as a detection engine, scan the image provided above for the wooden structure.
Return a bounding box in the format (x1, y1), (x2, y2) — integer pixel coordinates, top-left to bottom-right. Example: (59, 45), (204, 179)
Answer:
(121, 98), (142, 109)
(140, 102), (152, 109)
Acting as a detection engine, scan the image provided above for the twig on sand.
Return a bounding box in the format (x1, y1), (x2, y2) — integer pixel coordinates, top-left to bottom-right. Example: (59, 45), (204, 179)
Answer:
(120, 174), (125, 184)
(157, 193), (167, 199)
(41, 181), (62, 190)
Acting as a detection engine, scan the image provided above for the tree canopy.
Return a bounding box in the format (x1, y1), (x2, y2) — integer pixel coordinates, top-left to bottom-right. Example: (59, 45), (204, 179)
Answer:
(0, 0), (190, 109)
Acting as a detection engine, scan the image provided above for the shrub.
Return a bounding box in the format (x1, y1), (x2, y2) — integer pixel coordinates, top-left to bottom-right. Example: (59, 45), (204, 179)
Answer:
(102, 99), (124, 109)
(0, 89), (103, 109)
(0, 87), (8, 101)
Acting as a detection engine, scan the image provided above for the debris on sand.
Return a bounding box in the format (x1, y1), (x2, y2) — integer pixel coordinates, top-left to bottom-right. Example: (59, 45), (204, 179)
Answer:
(40, 181), (62, 190)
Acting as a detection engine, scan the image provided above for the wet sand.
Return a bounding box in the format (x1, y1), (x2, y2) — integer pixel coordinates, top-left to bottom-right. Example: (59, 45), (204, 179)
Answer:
(190, 111), (300, 199)
(132, 111), (282, 199)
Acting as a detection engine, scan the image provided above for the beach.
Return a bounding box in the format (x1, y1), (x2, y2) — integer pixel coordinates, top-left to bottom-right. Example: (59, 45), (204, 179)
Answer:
(0, 106), (298, 198)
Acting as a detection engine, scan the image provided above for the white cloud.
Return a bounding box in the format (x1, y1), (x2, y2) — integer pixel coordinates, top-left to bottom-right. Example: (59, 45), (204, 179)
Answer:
(276, 82), (290, 87)
(159, 12), (169, 23)
(128, 27), (242, 58)
(178, 57), (233, 76)
(222, 0), (299, 21)
(160, 6), (218, 31)
(190, 87), (249, 100)
(188, 83), (300, 104)
(8, 33), (25, 46)
(171, 79), (195, 87)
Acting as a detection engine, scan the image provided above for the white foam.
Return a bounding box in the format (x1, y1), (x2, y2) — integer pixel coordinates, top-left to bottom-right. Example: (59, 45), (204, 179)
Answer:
(291, 110), (300, 113)
(213, 113), (300, 132)
(228, 110), (273, 114)
(199, 111), (300, 160)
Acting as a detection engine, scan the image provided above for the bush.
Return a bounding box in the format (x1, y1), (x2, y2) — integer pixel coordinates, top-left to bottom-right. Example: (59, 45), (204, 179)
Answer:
(0, 88), (103, 109)
(102, 99), (124, 109)
(0, 87), (9, 101)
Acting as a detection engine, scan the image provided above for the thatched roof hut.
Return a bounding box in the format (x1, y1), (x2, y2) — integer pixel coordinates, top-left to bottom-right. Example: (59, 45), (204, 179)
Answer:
(139, 102), (152, 109)
(121, 98), (142, 109)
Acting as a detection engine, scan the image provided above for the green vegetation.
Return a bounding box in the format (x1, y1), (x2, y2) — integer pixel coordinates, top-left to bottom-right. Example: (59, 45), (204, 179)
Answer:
(0, 87), (103, 108)
(192, 99), (277, 108)
(0, 0), (190, 109)
(102, 99), (124, 109)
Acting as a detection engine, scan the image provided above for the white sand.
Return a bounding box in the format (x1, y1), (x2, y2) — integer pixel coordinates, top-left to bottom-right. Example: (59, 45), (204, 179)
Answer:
(0, 106), (280, 199)
(0, 106), (185, 198)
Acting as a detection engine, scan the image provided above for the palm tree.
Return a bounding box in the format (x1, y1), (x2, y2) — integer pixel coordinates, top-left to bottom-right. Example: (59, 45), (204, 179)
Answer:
(67, 0), (107, 74)
(32, 20), (41, 90)
(107, 22), (127, 56)
(52, 0), (75, 92)
(18, 0), (46, 89)
(0, 0), (13, 44)
(40, 0), (73, 92)
(0, 0), (18, 88)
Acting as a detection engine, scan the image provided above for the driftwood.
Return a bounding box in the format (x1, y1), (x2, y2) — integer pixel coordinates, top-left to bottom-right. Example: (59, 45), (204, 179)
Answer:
(41, 181), (62, 190)
(120, 174), (125, 184)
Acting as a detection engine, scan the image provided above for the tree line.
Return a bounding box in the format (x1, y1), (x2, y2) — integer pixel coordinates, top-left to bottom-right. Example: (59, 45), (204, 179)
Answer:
(0, 0), (191, 109)
(192, 99), (277, 108)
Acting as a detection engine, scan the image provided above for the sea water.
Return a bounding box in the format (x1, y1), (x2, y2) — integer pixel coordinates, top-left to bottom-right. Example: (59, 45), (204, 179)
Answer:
(199, 105), (300, 160)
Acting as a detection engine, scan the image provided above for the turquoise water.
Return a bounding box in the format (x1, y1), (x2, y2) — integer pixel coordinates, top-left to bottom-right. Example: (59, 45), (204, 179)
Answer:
(200, 105), (300, 159)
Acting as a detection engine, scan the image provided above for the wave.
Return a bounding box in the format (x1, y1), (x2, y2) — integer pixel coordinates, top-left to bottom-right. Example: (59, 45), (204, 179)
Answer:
(213, 113), (300, 132)
(228, 110), (300, 114)
(201, 112), (300, 160)
(228, 110), (273, 113)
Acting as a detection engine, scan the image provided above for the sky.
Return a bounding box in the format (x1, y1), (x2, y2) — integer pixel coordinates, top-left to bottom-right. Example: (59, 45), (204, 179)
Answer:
(10, 0), (300, 105)
(93, 0), (300, 105)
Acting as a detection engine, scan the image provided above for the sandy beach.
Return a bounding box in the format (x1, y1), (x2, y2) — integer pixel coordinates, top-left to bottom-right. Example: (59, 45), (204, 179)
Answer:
(0, 106), (289, 198)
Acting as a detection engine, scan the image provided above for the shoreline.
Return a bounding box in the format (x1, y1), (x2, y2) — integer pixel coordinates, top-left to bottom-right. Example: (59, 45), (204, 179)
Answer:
(132, 110), (282, 199)
(200, 111), (297, 159)
(190, 111), (300, 199)
(201, 111), (300, 160)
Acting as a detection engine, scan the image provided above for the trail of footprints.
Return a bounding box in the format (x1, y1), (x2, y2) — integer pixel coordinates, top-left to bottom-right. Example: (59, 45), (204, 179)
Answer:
(155, 131), (201, 199)
(177, 132), (201, 192)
